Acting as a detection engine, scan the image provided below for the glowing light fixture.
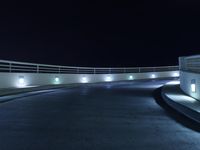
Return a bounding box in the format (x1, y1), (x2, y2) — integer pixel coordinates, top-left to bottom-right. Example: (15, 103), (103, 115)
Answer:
(191, 84), (196, 93)
(151, 74), (156, 78)
(129, 75), (133, 80)
(55, 77), (60, 82)
(173, 72), (179, 77)
(54, 77), (60, 84)
(191, 79), (196, 93)
(18, 76), (26, 87)
(81, 77), (88, 83)
(105, 76), (112, 82)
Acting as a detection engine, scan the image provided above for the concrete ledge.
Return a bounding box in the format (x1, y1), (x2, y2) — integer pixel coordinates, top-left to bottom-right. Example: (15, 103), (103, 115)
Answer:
(0, 71), (179, 88)
(161, 84), (200, 123)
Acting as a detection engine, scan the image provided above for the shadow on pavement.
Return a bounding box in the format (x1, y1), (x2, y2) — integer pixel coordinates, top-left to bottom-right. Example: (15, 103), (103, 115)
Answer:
(153, 87), (200, 132)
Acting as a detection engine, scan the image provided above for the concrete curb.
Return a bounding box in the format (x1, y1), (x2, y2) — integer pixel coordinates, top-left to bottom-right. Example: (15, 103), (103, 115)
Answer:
(161, 84), (200, 124)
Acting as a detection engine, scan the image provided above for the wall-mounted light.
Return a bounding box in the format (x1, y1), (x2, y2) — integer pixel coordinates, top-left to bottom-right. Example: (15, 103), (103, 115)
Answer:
(191, 79), (196, 93)
(55, 77), (60, 82)
(105, 75), (112, 82)
(18, 76), (26, 88)
(81, 77), (89, 83)
(54, 77), (60, 84)
(129, 75), (133, 80)
(173, 72), (179, 77)
(191, 84), (196, 93)
(151, 74), (156, 78)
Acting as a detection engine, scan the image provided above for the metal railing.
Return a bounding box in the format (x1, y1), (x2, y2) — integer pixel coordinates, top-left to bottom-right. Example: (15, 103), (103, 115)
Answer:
(0, 60), (179, 74)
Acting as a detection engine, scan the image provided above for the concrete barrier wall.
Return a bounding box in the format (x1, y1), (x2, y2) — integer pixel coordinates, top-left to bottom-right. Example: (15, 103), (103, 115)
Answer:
(0, 71), (179, 89)
(180, 71), (200, 100)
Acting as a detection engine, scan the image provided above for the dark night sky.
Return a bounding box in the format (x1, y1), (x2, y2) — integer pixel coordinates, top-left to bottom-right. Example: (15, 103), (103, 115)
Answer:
(0, 1), (199, 67)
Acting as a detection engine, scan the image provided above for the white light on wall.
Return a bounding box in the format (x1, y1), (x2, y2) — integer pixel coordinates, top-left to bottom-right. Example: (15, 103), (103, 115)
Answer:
(18, 76), (26, 88)
(54, 77), (60, 84)
(55, 77), (60, 82)
(191, 79), (196, 93)
(173, 72), (179, 77)
(105, 76), (112, 82)
(129, 75), (133, 80)
(191, 83), (196, 93)
(151, 74), (156, 78)
(81, 77), (89, 83)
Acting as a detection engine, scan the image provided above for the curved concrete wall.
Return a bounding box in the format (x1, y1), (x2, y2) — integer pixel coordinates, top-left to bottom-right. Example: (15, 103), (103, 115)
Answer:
(0, 71), (179, 89)
(180, 71), (200, 100)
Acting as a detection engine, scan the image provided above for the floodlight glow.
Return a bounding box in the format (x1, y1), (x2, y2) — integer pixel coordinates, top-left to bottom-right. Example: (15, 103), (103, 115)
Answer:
(129, 75), (133, 80)
(173, 72), (179, 77)
(105, 76), (112, 82)
(54, 77), (60, 84)
(81, 77), (88, 83)
(191, 83), (196, 93)
(55, 77), (60, 82)
(18, 76), (26, 88)
(151, 74), (156, 78)
(19, 78), (25, 84)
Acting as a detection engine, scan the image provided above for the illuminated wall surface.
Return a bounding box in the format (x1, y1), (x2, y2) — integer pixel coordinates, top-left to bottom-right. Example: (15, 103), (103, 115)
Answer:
(0, 71), (179, 88)
(180, 71), (200, 100)
(179, 55), (200, 100)
(0, 60), (179, 88)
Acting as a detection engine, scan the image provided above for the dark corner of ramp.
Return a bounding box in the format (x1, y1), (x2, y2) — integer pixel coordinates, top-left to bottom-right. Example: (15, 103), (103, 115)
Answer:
(152, 87), (200, 132)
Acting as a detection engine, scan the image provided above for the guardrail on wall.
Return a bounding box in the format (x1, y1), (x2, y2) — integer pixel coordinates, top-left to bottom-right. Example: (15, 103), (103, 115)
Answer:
(0, 60), (179, 74)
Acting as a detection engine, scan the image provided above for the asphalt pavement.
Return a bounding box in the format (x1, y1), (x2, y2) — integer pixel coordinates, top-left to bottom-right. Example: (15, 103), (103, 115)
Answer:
(0, 79), (199, 150)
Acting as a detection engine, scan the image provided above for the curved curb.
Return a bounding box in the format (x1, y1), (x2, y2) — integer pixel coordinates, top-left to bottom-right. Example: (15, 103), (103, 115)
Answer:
(161, 85), (200, 124)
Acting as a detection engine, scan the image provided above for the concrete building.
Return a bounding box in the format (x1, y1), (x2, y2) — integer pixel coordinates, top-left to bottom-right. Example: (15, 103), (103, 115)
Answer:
(180, 55), (200, 100)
